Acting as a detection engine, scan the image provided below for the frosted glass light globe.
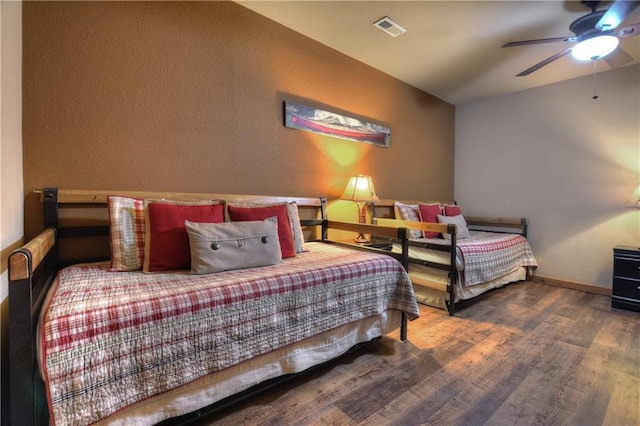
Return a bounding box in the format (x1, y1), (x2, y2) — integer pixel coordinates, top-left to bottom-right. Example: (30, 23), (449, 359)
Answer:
(571, 35), (619, 61)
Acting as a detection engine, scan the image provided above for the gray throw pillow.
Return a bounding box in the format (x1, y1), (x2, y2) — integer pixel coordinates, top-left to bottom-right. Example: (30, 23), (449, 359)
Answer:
(185, 217), (282, 274)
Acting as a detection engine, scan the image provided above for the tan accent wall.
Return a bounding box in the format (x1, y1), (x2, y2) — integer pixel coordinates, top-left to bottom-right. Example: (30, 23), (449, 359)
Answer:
(22, 1), (454, 240)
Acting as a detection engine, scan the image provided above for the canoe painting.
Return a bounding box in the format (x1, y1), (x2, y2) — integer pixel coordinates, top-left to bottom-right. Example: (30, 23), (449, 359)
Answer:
(284, 101), (390, 148)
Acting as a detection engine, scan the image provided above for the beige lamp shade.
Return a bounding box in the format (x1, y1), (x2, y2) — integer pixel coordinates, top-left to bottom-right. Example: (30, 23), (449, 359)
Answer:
(340, 175), (379, 243)
(340, 175), (380, 202)
(627, 183), (640, 208)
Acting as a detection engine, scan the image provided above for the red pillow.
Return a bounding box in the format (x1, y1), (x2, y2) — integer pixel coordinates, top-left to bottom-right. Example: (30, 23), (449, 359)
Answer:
(444, 204), (462, 216)
(227, 204), (296, 258)
(144, 201), (225, 272)
(418, 203), (442, 238)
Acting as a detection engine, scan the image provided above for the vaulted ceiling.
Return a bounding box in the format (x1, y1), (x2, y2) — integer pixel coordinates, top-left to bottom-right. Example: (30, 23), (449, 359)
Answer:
(237, 1), (640, 105)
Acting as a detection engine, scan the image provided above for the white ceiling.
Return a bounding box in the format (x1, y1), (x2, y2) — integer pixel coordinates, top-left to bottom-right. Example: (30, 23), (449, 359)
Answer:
(237, 1), (640, 105)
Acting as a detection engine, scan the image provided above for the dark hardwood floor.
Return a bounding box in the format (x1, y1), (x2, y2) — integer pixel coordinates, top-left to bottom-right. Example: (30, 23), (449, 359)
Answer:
(194, 282), (639, 425)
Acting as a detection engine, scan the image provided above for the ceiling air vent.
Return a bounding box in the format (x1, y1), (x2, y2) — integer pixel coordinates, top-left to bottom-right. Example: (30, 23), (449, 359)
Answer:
(373, 16), (407, 37)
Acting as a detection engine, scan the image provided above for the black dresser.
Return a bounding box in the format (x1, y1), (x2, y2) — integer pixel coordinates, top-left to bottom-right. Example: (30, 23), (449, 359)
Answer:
(612, 246), (640, 312)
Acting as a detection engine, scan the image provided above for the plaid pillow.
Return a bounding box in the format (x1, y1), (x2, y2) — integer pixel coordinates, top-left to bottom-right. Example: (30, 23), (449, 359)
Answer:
(286, 202), (307, 253)
(394, 201), (422, 239)
(108, 196), (146, 271)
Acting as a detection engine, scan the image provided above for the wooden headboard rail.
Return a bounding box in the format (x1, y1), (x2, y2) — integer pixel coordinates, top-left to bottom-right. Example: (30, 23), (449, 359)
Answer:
(39, 188), (327, 206)
(370, 198), (528, 237)
(40, 187), (329, 240)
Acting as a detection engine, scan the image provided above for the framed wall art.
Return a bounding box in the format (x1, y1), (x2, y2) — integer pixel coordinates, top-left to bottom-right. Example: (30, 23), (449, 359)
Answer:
(284, 101), (391, 148)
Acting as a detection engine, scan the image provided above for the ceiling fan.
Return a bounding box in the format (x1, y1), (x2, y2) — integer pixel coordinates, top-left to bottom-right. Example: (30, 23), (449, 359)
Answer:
(503, 0), (640, 76)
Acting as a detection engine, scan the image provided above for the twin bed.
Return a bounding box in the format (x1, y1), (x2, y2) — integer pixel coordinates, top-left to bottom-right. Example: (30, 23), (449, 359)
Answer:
(8, 189), (537, 425)
(371, 200), (538, 316)
(9, 188), (417, 425)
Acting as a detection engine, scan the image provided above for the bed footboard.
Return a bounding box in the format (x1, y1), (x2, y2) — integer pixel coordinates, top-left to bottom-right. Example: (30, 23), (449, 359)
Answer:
(323, 219), (412, 339)
(373, 218), (458, 315)
(8, 227), (58, 426)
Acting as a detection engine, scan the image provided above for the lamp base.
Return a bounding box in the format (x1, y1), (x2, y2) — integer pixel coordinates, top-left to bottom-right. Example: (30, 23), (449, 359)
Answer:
(354, 233), (370, 244)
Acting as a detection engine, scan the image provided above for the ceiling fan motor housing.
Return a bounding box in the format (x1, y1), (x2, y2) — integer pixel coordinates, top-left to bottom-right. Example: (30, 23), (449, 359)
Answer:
(570, 11), (608, 39)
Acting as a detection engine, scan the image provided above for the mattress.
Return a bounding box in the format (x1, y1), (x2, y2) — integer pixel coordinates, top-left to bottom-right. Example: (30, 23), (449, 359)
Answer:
(392, 230), (537, 286)
(38, 242), (418, 425)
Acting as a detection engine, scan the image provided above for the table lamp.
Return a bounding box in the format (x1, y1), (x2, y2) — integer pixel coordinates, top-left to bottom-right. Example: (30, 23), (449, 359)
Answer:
(340, 175), (380, 243)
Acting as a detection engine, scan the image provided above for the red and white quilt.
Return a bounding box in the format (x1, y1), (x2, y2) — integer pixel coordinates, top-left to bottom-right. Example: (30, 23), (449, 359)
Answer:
(40, 242), (418, 425)
(456, 231), (537, 285)
(423, 231), (537, 286)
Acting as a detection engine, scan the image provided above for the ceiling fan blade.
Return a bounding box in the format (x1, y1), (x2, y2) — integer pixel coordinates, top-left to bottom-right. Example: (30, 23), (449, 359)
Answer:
(502, 36), (574, 48)
(615, 22), (640, 37)
(515, 47), (573, 77)
(596, 0), (640, 30)
(604, 46), (634, 67)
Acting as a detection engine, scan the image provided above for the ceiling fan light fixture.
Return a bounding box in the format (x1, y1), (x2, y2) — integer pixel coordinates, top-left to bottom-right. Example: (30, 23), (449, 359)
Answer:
(571, 35), (619, 61)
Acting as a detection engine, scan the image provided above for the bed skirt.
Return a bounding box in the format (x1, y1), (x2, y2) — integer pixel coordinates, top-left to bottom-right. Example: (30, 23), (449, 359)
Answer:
(411, 266), (527, 309)
(96, 311), (401, 425)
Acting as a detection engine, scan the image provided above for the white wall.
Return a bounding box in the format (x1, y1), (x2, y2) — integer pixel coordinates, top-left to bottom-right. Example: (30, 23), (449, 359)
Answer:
(455, 64), (640, 289)
(1, 1), (24, 420)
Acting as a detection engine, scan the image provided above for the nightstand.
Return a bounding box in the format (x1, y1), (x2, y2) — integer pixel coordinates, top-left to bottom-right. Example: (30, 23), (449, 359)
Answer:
(612, 246), (640, 312)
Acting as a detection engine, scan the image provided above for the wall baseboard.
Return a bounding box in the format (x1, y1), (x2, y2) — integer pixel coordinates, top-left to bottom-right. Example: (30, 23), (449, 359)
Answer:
(531, 275), (611, 296)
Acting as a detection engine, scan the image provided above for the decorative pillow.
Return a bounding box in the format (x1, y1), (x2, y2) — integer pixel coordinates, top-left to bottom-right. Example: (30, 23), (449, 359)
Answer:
(227, 204), (296, 258)
(394, 201), (422, 239)
(144, 200), (225, 272)
(108, 196), (146, 271)
(186, 218), (282, 274)
(444, 204), (462, 216)
(418, 203), (442, 239)
(227, 202), (306, 253)
(437, 214), (471, 240)
(286, 202), (307, 253)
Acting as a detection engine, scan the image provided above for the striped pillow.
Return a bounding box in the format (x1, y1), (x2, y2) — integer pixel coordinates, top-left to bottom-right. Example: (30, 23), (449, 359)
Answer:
(108, 196), (146, 271)
(394, 201), (422, 239)
(286, 202), (307, 253)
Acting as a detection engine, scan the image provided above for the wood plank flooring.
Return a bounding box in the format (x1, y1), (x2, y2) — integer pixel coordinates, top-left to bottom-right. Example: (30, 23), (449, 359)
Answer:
(192, 282), (640, 425)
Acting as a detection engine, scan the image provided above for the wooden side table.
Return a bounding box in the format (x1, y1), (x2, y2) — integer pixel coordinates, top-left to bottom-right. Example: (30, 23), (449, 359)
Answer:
(612, 246), (640, 312)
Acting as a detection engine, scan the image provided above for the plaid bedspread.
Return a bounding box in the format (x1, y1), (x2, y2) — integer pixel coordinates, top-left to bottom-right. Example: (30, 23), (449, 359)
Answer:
(456, 231), (537, 286)
(41, 242), (418, 425)
(414, 231), (537, 286)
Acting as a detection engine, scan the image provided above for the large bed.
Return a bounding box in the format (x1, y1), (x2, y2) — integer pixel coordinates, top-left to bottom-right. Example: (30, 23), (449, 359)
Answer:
(371, 200), (537, 316)
(8, 188), (418, 425)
